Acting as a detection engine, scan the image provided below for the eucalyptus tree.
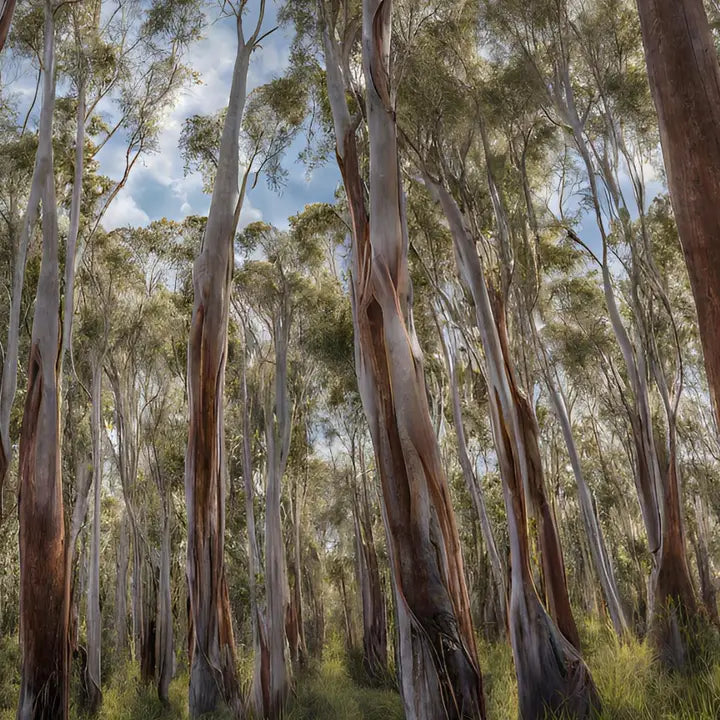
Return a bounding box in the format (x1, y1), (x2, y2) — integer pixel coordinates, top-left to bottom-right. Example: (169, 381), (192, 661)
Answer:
(281, 2), (487, 715)
(0, 0), (58, 513)
(485, 0), (702, 667)
(233, 221), (322, 717)
(634, 0), (720, 433)
(183, 1), (270, 715)
(15, 1), (68, 716)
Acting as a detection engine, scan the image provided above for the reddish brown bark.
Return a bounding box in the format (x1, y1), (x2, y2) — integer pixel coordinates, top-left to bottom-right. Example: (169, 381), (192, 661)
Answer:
(341, 3), (486, 717)
(0, 0), (16, 53)
(635, 0), (720, 429)
(16, 4), (69, 717)
(494, 298), (581, 650)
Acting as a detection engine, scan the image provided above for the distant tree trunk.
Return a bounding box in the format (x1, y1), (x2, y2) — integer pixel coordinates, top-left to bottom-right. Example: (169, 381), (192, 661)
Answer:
(428, 180), (600, 719)
(16, 4), (70, 717)
(155, 511), (173, 703)
(351, 438), (388, 680)
(635, 0), (720, 430)
(239, 336), (270, 718)
(185, 7), (264, 715)
(534, 329), (628, 637)
(115, 512), (130, 655)
(151, 442), (173, 704)
(436, 325), (507, 637)
(692, 495), (719, 626)
(286, 468), (306, 667)
(263, 310), (292, 717)
(86, 359), (103, 713)
(60, 75), (86, 376)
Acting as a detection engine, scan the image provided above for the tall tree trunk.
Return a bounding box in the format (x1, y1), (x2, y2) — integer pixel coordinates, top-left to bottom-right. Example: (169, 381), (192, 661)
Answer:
(17, 4), (68, 718)
(429, 180), (599, 719)
(115, 512), (129, 656)
(185, 6), (264, 715)
(692, 495), (719, 626)
(437, 327), (507, 636)
(336, 3), (487, 717)
(239, 337), (270, 718)
(264, 312), (292, 718)
(156, 504), (172, 704)
(0, 0), (54, 513)
(86, 359), (103, 713)
(635, 0), (720, 430)
(351, 439), (388, 680)
(534, 329), (628, 637)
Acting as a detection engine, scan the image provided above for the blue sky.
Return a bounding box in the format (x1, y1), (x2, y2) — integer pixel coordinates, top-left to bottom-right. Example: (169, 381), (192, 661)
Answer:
(95, 1), (341, 232)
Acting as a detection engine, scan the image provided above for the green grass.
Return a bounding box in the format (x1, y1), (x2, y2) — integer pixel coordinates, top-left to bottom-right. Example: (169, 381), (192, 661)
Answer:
(1, 619), (720, 718)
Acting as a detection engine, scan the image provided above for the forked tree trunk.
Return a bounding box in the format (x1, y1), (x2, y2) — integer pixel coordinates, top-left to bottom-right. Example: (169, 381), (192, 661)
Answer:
(86, 359), (103, 714)
(465, 102), (579, 649)
(635, 0), (720, 430)
(430, 181), (600, 719)
(185, 8), (262, 715)
(17, 4), (68, 718)
(337, 2), (486, 717)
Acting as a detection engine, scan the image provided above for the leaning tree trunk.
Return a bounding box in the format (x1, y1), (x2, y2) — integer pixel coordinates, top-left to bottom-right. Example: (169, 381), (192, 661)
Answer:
(437, 328), (507, 636)
(86, 358), (103, 713)
(185, 9), (260, 715)
(429, 180), (600, 719)
(635, 0), (720, 430)
(339, 2), (487, 717)
(16, 3), (68, 718)
(534, 332), (628, 637)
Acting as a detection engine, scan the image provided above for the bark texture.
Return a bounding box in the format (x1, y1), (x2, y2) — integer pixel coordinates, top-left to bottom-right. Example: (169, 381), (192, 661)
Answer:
(429, 181), (600, 719)
(331, 2), (487, 717)
(185, 10), (260, 716)
(635, 0), (720, 430)
(16, 4), (69, 717)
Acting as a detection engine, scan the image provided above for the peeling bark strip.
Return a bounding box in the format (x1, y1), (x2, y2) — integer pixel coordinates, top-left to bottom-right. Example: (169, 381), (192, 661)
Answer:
(17, 3), (69, 718)
(185, 6), (265, 717)
(635, 0), (720, 430)
(338, 2), (487, 717)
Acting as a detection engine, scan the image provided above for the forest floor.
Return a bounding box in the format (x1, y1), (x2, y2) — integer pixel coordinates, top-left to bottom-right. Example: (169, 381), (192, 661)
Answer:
(1, 619), (720, 719)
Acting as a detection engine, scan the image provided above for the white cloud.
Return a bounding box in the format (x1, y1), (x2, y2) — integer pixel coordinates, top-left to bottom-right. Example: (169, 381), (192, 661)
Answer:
(239, 197), (263, 228)
(101, 190), (150, 230)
